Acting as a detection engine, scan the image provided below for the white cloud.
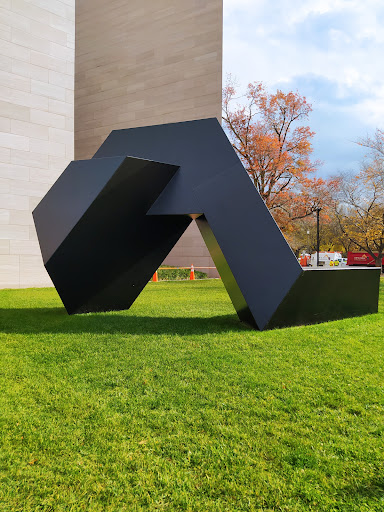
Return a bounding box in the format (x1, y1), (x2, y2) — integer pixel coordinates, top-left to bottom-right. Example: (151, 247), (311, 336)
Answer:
(223, 0), (384, 174)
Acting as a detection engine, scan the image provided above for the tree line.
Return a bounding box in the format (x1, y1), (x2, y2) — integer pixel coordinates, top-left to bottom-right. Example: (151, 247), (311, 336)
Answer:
(223, 77), (384, 267)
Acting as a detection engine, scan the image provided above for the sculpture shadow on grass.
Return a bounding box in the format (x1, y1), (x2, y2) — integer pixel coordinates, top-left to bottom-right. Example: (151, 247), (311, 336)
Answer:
(0, 307), (248, 336)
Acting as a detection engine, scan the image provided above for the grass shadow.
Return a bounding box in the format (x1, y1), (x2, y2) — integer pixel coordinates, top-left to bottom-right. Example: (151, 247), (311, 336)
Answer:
(340, 476), (384, 500)
(0, 307), (250, 336)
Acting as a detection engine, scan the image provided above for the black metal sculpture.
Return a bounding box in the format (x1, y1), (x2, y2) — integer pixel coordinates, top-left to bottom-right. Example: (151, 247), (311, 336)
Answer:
(33, 118), (380, 329)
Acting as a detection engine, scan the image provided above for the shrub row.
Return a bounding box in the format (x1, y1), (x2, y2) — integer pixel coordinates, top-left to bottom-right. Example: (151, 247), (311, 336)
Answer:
(157, 266), (208, 281)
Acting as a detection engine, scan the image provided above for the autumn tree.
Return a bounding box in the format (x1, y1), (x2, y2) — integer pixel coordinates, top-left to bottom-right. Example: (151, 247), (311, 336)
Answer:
(356, 128), (384, 159)
(222, 77), (325, 232)
(333, 157), (384, 267)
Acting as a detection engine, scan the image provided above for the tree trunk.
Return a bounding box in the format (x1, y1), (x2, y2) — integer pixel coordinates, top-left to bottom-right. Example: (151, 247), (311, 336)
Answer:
(374, 255), (383, 270)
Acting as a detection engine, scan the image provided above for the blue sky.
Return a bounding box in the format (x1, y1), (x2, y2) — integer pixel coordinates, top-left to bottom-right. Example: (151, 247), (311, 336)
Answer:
(223, 0), (384, 176)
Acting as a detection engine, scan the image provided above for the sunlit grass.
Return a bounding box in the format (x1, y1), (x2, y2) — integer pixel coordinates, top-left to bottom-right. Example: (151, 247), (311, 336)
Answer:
(0, 279), (383, 511)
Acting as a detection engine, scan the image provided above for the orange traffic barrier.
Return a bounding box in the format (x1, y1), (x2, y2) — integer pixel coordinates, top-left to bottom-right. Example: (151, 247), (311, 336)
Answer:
(190, 264), (195, 280)
(152, 270), (158, 282)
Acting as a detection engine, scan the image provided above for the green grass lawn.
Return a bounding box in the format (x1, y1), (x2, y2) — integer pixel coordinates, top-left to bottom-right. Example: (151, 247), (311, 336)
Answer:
(0, 280), (383, 512)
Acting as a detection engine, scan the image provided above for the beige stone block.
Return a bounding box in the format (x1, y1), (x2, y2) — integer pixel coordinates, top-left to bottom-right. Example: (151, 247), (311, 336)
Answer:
(29, 224), (37, 240)
(31, 79), (66, 101)
(30, 50), (67, 74)
(75, 85), (129, 108)
(0, 208), (9, 224)
(30, 138), (66, 157)
(65, 140), (74, 158)
(0, 162), (29, 181)
(0, 223), (29, 239)
(0, 100), (30, 122)
(154, 98), (195, 117)
(65, 116), (74, 131)
(0, 83), (11, 99)
(49, 70), (73, 90)
(134, 108), (157, 121)
(0, 116), (10, 131)
(48, 127), (73, 145)
(31, 0), (67, 18)
(10, 239), (41, 255)
(0, 0), (11, 9)
(9, 209), (32, 225)
(19, 254), (52, 287)
(65, 4), (74, 22)
(49, 98), (73, 116)
(67, 36), (74, 50)
(76, 128), (95, 141)
(11, 149), (49, 169)
(0, 147), (11, 163)
(0, 38), (30, 62)
(50, 41), (73, 62)
(11, 119), (49, 141)
(183, 222), (201, 235)
(10, 89), (49, 110)
(60, 0), (75, 8)
(0, 255), (19, 287)
(180, 246), (209, 258)
(50, 11), (75, 35)
(30, 19), (67, 45)
(0, 132), (29, 151)
(0, 69), (30, 92)
(29, 167), (60, 184)
(0, 21), (11, 41)
(48, 154), (70, 170)
(11, 59), (49, 82)
(11, 27), (48, 54)
(30, 109), (66, 128)
(0, 6), (29, 31)
(11, 0), (51, 25)
(66, 60), (74, 76)
(0, 239), (10, 254)
(0, 54), (12, 72)
(47, 156), (66, 172)
(81, 93), (128, 113)
(9, 179), (50, 197)
(0, 178), (10, 193)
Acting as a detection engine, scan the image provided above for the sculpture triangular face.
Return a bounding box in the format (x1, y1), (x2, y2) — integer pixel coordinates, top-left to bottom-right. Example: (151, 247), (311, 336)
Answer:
(33, 118), (380, 329)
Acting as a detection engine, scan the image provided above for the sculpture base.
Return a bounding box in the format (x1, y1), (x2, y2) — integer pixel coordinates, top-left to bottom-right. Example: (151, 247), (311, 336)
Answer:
(265, 267), (381, 330)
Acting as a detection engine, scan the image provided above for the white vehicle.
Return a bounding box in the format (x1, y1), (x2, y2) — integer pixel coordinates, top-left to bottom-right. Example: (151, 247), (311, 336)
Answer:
(310, 252), (342, 267)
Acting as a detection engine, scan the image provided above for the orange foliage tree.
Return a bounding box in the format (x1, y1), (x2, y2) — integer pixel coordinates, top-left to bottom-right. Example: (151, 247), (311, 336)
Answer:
(333, 143), (384, 267)
(222, 77), (328, 233)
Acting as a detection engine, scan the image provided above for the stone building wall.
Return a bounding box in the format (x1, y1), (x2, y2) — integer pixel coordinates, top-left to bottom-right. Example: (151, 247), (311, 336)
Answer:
(0, 0), (75, 288)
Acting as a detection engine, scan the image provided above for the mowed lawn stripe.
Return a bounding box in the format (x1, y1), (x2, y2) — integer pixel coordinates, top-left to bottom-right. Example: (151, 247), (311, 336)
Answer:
(0, 279), (383, 511)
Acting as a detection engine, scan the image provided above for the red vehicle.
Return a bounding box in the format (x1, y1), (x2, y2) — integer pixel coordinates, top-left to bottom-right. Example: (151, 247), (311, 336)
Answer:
(347, 252), (384, 266)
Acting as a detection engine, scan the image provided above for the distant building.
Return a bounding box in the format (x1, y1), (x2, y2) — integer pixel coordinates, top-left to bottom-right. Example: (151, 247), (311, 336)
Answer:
(0, 0), (223, 288)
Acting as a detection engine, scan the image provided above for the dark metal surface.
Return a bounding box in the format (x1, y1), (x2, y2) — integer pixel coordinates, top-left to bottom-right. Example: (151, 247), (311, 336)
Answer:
(266, 267), (381, 329)
(33, 118), (381, 328)
(33, 156), (190, 314)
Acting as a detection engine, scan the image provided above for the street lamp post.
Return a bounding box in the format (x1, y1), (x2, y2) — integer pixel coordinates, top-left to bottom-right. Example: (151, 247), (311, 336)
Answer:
(316, 207), (321, 267)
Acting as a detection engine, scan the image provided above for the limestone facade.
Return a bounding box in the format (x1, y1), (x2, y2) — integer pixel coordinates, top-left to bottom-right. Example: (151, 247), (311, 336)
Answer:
(0, 0), (75, 288)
